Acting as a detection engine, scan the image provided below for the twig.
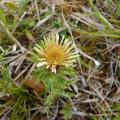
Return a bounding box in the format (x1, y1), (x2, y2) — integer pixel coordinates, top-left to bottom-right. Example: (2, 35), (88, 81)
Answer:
(36, 13), (55, 27)
(61, 13), (84, 76)
(51, 102), (58, 120)
(0, 46), (4, 52)
(14, 63), (31, 81)
(34, 0), (40, 21)
(77, 48), (101, 67)
(24, 63), (36, 80)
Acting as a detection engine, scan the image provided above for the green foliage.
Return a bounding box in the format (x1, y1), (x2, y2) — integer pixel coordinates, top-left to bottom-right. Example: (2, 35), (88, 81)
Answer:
(11, 86), (36, 120)
(18, 0), (29, 9)
(0, 50), (12, 93)
(0, 51), (32, 120)
(62, 103), (73, 120)
(92, 116), (106, 120)
(89, 0), (113, 30)
(0, 9), (6, 25)
(5, 2), (19, 13)
(0, 66), (36, 120)
(20, 18), (35, 30)
(11, 87), (28, 120)
(33, 66), (76, 107)
(104, 0), (115, 13)
(113, 116), (120, 120)
(0, 2), (18, 24)
(0, 67), (12, 94)
(52, 20), (62, 28)
(114, 1), (120, 18)
(112, 103), (120, 111)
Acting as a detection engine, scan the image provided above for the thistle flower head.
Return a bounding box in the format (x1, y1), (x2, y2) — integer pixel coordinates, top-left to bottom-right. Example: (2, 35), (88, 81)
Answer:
(34, 33), (77, 73)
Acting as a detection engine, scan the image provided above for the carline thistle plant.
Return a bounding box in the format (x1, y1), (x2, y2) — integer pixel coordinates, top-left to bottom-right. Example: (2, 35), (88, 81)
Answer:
(34, 33), (78, 73)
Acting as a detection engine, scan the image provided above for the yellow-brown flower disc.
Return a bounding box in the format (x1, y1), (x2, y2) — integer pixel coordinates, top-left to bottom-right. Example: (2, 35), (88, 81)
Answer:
(34, 33), (77, 73)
